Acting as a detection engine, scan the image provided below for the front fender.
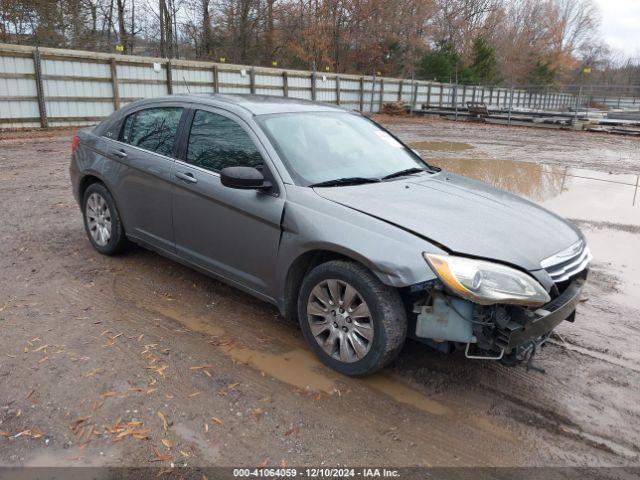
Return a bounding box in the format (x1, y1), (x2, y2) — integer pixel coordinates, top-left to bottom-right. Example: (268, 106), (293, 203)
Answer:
(275, 187), (444, 305)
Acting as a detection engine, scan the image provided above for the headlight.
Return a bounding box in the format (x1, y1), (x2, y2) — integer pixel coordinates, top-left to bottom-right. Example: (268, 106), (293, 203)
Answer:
(424, 253), (551, 307)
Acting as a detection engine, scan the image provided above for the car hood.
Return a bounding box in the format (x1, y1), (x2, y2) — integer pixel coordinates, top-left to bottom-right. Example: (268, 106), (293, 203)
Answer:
(313, 171), (582, 271)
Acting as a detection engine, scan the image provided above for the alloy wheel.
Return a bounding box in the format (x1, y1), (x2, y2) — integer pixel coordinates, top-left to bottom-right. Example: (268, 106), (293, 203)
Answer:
(306, 279), (374, 363)
(86, 192), (112, 247)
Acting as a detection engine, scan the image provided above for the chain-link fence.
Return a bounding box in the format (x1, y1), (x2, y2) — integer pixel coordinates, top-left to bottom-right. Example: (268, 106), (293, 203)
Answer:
(415, 83), (640, 132)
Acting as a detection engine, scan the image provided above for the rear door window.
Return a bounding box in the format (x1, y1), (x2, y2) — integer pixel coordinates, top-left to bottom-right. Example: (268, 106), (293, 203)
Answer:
(185, 110), (263, 173)
(121, 107), (183, 157)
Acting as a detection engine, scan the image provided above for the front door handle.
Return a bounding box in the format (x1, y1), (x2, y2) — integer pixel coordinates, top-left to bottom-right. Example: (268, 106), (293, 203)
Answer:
(112, 149), (127, 159)
(175, 171), (197, 184)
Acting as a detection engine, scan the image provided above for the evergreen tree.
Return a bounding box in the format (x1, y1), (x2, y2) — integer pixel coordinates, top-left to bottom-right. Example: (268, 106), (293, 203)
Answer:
(529, 60), (555, 86)
(418, 41), (473, 84)
(469, 36), (501, 85)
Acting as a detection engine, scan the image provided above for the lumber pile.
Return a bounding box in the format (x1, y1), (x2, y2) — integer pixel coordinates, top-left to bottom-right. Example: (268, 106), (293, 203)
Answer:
(381, 102), (410, 115)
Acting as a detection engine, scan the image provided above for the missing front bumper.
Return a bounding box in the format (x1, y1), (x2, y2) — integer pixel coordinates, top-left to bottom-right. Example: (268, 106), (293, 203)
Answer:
(412, 277), (586, 359)
(500, 278), (584, 350)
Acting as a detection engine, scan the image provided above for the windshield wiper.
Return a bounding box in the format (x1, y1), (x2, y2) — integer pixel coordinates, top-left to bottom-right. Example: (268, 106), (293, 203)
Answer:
(309, 177), (381, 188)
(381, 167), (426, 181)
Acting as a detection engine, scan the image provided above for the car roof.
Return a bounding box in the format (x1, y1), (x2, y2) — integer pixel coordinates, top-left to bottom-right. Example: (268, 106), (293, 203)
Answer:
(145, 93), (347, 116)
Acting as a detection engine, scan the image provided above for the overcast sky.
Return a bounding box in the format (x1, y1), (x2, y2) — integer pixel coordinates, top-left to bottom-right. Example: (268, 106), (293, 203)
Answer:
(595, 0), (640, 58)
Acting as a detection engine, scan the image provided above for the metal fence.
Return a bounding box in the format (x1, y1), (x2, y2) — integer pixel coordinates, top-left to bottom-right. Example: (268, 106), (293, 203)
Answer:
(1, 43), (639, 130)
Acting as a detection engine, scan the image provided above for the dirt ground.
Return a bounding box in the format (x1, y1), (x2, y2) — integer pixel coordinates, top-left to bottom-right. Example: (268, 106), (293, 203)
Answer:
(1, 118), (639, 474)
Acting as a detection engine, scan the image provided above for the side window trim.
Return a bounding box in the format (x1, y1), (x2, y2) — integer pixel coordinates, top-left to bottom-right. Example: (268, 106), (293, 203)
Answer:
(116, 105), (186, 159)
(175, 108), (196, 162)
(184, 108), (265, 173)
(179, 106), (280, 193)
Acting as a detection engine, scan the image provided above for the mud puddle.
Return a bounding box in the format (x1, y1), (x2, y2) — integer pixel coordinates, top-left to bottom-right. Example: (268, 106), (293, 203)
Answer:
(581, 228), (640, 305)
(431, 157), (640, 307)
(111, 276), (480, 420)
(431, 158), (640, 226)
(119, 279), (532, 452)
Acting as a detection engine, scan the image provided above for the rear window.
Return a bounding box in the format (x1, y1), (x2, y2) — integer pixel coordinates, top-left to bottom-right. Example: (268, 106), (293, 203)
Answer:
(121, 107), (183, 157)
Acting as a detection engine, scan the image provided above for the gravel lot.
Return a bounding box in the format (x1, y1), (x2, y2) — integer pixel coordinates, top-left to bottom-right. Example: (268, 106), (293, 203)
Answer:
(1, 118), (639, 475)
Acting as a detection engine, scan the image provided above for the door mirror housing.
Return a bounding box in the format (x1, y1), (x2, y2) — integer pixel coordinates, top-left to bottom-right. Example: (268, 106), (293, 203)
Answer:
(220, 166), (272, 190)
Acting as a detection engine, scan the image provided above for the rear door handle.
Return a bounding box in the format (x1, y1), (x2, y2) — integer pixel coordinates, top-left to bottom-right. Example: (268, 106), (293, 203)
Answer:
(175, 171), (197, 184)
(112, 149), (127, 159)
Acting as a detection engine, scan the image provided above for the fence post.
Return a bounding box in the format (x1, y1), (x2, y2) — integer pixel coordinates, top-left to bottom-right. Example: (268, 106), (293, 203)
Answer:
(282, 71), (288, 97)
(454, 84), (458, 120)
(359, 76), (364, 112)
(439, 83), (443, 107)
(32, 47), (48, 128)
(249, 67), (256, 94)
(166, 61), (173, 94)
(508, 86), (514, 126)
(397, 80), (403, 102)
(412, 81), (418, 111)
(213, 65), (219, 93)
(369, 73), (376, 112)
(109, 58), (120, 111)
(335, 75), (341, 105)
(426, 83), (432, 108)
(573, 85), (582, 125)
(311, 72), (317, 101)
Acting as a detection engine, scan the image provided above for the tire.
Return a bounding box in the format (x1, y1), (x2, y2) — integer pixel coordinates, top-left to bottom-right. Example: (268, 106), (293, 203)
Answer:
(82, 182), (128, 255)
(297, 260), (407, 376)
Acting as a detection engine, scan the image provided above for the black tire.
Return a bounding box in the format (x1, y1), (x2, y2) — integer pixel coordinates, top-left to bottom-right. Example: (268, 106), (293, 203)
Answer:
(82, 182), (128, 255)
(297, 260), (407, 376)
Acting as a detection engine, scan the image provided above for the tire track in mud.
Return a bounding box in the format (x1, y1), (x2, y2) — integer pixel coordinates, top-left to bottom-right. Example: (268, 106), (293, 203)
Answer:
(463, 347), (640, 462)
(547, 339), (640, 374)
(476, 380), (640, 461)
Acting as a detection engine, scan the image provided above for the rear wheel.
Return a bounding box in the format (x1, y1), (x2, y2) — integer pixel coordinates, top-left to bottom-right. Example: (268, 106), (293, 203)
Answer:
(298, 260), (407, 376)
(82, 183), (127, 255)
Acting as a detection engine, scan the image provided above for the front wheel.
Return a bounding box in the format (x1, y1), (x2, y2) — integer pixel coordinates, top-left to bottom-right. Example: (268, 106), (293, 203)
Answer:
(297, 260), (407, 376)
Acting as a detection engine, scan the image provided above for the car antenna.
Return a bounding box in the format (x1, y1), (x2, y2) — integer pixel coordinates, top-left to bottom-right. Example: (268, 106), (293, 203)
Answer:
(182, 75), (191, 94)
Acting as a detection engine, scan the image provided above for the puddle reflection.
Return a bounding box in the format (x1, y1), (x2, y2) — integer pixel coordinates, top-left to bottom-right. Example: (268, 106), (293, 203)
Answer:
(430, 158), (640, 226)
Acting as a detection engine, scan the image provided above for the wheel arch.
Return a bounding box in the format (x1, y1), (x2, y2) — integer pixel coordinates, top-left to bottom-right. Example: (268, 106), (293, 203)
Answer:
(78, 173), (104, 201)
(77, 173), (129, 234)
(282, 247), (390, 322)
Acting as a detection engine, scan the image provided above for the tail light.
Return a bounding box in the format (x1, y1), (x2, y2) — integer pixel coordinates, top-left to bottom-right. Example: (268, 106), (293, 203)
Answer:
(71, 135), (80, 153)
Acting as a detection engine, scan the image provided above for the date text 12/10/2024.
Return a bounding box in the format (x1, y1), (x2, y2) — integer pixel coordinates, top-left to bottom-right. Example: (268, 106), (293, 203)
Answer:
(233, 468), (401, 478)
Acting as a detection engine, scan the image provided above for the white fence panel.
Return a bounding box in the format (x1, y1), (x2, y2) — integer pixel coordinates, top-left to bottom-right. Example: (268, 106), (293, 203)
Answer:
(4, 43), (638, 129)
(0, 54), (39, 128)
(173, 67), (213, 94)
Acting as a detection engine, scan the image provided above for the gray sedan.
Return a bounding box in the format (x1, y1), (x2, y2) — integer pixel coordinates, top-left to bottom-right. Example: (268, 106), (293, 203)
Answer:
(70, 94), (590, 376)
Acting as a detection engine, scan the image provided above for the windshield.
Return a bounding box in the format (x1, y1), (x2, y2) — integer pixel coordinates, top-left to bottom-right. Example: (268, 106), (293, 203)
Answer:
(257, 111), (431, 186)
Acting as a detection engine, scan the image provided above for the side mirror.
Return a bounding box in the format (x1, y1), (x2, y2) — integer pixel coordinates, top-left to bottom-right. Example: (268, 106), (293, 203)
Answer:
(220, 166), (272, 190)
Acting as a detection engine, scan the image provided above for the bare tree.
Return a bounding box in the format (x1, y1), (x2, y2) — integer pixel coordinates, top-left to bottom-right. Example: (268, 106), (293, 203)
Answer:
(0, 0), (631, 87)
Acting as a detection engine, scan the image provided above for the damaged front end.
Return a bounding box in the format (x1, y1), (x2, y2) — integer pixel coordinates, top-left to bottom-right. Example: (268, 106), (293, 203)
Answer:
(411, 247), (590, 367)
